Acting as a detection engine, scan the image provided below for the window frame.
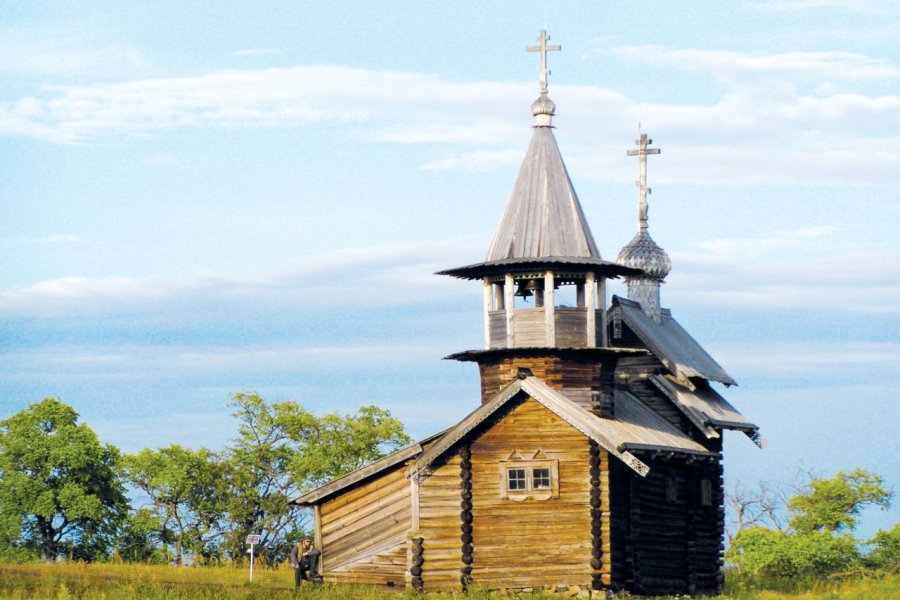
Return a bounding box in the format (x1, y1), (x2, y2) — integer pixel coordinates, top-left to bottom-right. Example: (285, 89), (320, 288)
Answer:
(499, 453), (559, 501)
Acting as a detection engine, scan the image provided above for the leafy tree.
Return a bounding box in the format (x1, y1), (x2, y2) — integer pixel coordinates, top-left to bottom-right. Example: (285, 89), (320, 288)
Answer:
(123, 445), (228, 564)
(727, 469), (893, 578)
(0, 398), (128, 560)
(789, 469), (891, 534)
(865, 523), (900, 572)
(221, 393), (411, 563)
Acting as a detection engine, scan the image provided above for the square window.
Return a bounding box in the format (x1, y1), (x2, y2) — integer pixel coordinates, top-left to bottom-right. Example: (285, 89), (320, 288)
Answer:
(507, 468), (527, 490)
(499, 453), (559, 501)
(532, 467), (551, 489)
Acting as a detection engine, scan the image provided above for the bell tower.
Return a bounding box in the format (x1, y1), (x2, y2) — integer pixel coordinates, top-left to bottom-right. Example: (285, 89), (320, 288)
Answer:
(438, 31), (640, 409)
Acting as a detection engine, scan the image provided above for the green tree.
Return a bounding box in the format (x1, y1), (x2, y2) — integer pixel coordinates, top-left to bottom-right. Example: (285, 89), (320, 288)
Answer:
(865, 523), (900, 572)
(221, 393), (411, 563)
(123, 445), (228, 564)
(727, 469), (893, 579)
(789, 469), (891, 534)
(0, 398), (128, 560)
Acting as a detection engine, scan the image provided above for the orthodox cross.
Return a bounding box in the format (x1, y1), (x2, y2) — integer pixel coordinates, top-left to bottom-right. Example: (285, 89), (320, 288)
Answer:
(627, 133), (661, 230)
(527, 30), (561, 95)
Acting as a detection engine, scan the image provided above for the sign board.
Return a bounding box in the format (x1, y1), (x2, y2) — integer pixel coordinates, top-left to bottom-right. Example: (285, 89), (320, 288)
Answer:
(245, 534), (260, 545)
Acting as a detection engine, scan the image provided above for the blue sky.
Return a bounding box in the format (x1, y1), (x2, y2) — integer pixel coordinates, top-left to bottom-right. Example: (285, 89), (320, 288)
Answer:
(1, 1), (898, 536)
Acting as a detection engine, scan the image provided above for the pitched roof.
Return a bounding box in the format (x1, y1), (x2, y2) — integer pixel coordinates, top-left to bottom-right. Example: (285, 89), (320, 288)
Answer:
(611, 295), (737, 386)
(415, 375), (716, 478)
(291, 431), (444, 506)
(650, 374), (760, 445)
(486, 126), (600, 262)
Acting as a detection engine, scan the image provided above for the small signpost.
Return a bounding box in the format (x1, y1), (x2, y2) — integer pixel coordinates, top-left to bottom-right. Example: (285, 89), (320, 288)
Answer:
(245, 534), (261, 582)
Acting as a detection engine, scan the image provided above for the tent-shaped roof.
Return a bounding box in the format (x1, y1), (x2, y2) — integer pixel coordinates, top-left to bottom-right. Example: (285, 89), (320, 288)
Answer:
(610, 295), (737, 386)
(486, 126), (599, 261)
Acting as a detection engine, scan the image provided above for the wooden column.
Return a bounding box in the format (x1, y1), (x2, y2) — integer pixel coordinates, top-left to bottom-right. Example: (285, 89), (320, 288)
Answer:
(313, 504), (324, 573)
(504, 273), (515, 348)
(544, 270), (556, 346)
(483, 278), (492, 350)
(598, 276), (608, 347)
(585, 272), (596, 347)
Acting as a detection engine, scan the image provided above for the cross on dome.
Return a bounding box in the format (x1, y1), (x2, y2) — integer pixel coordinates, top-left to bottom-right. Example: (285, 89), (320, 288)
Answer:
(527, 30), (561, 95)
(627, 133), (661, 231)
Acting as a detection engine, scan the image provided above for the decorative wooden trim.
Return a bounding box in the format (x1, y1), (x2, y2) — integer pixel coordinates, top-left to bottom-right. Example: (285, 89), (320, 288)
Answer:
(498, 451), (559, 501)
(459, 444), (474, 589)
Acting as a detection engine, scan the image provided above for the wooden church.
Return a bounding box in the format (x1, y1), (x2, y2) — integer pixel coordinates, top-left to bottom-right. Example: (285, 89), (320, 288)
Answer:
(293, 31), (759, 597)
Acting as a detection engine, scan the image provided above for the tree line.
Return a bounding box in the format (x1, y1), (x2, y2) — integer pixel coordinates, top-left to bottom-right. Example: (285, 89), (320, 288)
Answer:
(0, 394), (410, 565)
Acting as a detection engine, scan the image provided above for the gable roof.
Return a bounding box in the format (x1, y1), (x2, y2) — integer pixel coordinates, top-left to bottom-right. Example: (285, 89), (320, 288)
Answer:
(650, 374), (760, 445)
(415, 375), (716, 479)
(486, 126), (600, 262)
(611, 295), (737, 386)
(291, 430), (444, 506)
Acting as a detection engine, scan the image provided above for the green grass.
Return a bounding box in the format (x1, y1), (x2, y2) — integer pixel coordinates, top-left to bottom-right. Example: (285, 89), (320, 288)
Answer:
(0, 562), (895, 599)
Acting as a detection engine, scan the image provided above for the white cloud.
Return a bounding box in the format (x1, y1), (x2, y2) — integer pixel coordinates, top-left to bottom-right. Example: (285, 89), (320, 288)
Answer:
(666, 248), (900, 313)
(234, 48), (278, 57)
(0, 240), (475, 318)
(744, 0), (896, 15)
(613, 46), (900, 84)
(0, 28), (143, 76)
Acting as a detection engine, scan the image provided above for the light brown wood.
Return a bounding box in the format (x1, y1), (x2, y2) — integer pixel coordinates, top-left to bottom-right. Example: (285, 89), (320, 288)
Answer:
(470, 398), (593, 590)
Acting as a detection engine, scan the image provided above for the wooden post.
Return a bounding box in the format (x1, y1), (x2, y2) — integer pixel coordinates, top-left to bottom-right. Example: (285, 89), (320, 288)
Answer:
(504, 273), (515, 348)
(544, 271), (555, 346)
(483, 278), (492, 350)
(410, 475), (420, 532)
(585, 272), (596, 347)
(598, 276), (608, 347)
(313, 504), (324, 573)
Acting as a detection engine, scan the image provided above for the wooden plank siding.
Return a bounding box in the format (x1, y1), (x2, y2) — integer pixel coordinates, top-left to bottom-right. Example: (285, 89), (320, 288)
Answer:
(417, 455), (463, 591)
(319, 464), (411, 586)
(468, 398), (595, 590)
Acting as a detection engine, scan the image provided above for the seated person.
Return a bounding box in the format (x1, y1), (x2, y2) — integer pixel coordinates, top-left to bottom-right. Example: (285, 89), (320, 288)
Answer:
(290, 536), (321, 587)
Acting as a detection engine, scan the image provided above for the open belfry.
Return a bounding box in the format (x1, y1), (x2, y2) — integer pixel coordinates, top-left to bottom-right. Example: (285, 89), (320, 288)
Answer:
(294, 31), (759, 597)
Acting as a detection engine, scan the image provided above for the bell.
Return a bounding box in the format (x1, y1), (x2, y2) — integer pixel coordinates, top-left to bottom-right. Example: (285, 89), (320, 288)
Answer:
(514, 279), (543, 298)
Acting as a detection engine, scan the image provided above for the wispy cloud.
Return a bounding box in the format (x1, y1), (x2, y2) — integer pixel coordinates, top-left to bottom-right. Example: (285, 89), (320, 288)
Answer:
(744, 0), (896, 16)
(2, 234), (82, 246)
(0, 240), (475, 318)
(234, 48), (278, 57)
(0, 28), (143, 76)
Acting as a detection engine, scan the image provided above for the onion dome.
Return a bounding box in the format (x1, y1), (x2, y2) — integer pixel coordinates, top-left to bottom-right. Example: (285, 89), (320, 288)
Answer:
(531, 93), (556, 127)
(617, 229), (671, 281)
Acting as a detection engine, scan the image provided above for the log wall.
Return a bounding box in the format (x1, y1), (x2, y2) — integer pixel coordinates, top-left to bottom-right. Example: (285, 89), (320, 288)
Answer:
(319, 464), (410, 586)
(468, 398), (594, 590)
(608, 454), (724, 596)
(478, 354), (614, 413)
(416, 454), (463, 591)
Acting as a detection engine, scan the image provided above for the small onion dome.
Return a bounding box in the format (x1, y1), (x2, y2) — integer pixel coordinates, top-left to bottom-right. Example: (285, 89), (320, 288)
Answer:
(531, 94), (556, 126)
(617, 229), (671, 280)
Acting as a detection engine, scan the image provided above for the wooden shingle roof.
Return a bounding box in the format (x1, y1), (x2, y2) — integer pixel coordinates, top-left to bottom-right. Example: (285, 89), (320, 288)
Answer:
(611, 295), (737, 386)
(486, 126), (600, 262)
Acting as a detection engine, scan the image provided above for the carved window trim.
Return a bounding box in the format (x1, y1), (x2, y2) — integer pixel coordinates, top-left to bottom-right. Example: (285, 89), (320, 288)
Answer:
(499, 449), (559, 501)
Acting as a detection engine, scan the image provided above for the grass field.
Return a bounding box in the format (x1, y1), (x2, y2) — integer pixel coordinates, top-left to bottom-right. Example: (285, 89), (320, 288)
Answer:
(0, 563), (895, 599)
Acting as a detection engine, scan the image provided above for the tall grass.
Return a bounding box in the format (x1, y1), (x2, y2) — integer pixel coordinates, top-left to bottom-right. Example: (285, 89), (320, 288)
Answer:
(0, 562), (896, 599)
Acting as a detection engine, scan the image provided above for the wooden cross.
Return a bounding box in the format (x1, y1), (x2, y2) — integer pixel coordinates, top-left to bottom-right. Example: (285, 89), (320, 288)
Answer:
(527, 30), (561, 95)
(627, 133), (661, 229)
